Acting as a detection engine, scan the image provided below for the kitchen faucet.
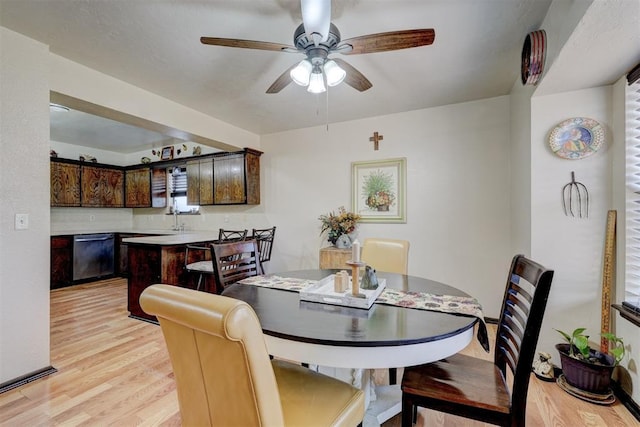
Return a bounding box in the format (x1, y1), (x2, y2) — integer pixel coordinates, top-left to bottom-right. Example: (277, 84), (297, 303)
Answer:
(172, 200), (181, 231)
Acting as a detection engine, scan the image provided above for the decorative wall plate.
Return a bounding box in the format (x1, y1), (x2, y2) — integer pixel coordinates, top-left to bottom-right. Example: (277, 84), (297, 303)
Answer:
(548, 117), (605, 160)
(521, 29), (546, 85)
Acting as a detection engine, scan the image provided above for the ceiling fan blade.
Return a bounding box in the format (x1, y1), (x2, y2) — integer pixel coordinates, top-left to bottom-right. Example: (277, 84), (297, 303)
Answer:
(266, 63), (298, 94)
(338, 29), (435, 55)
(332, 58), (372, 92)
(200, 37), (294, 52)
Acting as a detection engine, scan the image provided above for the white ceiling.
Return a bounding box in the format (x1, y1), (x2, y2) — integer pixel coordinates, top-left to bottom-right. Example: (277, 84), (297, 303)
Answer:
(3, 0), (555, 147)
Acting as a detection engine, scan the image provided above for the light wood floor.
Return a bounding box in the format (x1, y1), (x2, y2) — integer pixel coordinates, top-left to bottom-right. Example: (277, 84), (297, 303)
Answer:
(0, 278), (637, 426)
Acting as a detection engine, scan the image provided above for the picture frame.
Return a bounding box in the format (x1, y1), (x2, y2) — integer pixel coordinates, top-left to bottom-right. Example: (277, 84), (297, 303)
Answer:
(352, 158), (406, 223)
(161, 146), (174, 160)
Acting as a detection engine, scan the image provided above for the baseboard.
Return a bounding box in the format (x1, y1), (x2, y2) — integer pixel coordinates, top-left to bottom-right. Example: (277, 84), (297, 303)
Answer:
(611, 379), (640, 422)
(0, 366), (58, 394)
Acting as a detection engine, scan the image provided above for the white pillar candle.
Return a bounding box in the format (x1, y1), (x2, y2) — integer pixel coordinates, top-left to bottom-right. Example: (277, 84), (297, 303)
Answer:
(352, 239), (360, 262)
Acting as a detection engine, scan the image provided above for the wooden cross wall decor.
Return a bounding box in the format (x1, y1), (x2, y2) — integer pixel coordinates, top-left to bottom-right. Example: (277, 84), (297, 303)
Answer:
(369, 132), (384, 151)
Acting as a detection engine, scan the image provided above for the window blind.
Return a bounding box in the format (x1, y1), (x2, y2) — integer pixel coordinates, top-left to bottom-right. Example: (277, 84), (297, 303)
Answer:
(625, 79), (640, 305)
(170, 167), (187, 197)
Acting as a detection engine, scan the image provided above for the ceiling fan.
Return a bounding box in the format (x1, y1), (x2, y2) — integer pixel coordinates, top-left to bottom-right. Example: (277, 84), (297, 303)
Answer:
(200, 0), (435, 94)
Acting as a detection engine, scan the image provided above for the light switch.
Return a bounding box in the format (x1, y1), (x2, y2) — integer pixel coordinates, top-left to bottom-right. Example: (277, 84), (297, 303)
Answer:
(15, 213), (29, 230)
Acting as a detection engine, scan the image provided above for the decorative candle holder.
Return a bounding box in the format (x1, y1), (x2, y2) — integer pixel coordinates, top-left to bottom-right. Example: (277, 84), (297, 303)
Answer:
(346, 260), (366, 296)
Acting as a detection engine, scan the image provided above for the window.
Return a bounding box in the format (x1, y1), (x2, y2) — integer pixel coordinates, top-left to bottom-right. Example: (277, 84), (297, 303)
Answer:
(625, 76), (640, 308)
(168, 166), (199, 214)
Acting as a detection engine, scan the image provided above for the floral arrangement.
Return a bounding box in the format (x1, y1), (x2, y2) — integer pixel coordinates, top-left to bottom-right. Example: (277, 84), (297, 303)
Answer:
(362, 169), (396, 211)
(319, 206), (361, 245)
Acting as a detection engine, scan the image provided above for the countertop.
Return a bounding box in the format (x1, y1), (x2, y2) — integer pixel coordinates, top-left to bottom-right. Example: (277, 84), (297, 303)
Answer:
(50, 229), (180, 237)
(122, 232), (222, 245)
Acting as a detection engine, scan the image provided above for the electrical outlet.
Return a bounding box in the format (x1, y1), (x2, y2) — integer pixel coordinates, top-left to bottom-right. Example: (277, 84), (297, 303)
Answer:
(15, 213), (29, 230)
(89, 214), (96, 222)
(224, 215), (229, 223)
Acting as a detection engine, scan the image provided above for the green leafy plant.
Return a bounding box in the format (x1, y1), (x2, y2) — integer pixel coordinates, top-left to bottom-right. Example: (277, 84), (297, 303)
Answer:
(556, 328), (625, 365)
(362, 169), (396, 209)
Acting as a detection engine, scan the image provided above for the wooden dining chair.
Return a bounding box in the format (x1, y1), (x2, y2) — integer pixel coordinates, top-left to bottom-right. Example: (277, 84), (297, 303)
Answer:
(251, 226), (276, 268)
(210, 239), (263, 293)
(400, 254), (554, 427)
(139, 284), (365, 426)
(183, 230), (248, 292)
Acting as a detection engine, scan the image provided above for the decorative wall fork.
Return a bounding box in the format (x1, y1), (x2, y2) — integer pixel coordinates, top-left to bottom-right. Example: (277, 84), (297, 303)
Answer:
(562, 171), (589, 218)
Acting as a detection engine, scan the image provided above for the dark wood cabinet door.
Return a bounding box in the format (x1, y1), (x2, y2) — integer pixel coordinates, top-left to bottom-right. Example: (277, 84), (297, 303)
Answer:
(245, 150), (261, 205)
(102, 168), (124, 207)
(81, 165), (124, 207)
(214, 153), (246, 204)
(125, 168), (151, 207)
(199, 159), (214, 205)
(186, 160), (200, 205)
(50, 161), (80, 207)
(51, 236), (73, 288)
(81, 165), (103, 206)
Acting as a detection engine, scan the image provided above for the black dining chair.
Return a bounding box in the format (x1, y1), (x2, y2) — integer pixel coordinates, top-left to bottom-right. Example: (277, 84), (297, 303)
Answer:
(251, 226), (276, 269)
(218, 228), (248, 242)
(400, 254), (554, 426)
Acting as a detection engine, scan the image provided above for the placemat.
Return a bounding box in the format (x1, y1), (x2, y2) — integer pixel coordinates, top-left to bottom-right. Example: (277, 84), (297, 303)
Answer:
(237, 275), (489, 352)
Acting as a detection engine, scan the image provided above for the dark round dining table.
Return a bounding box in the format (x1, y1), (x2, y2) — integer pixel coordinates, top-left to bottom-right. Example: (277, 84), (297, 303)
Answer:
(222, 269), (478, 369)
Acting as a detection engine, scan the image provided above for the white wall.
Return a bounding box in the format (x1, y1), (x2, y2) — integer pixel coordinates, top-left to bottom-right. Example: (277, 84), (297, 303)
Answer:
(0, 27), (51, 384)
(260, 97), (512, 318)
(530, 86), (614, 361)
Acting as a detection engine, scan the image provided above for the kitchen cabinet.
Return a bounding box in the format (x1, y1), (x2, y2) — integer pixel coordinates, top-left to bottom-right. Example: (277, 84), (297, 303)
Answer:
(50, 160), (81, 207)
(81, 165), (124, 207)
(125, 168), (151, 207)
(213, 148), (261, 205)
(186, 158), (213, 205)
(51, 235), (73, 288)
(127, 241), (210, 321)
(125, 167), (167, 208)
(116, 233), (150, 276)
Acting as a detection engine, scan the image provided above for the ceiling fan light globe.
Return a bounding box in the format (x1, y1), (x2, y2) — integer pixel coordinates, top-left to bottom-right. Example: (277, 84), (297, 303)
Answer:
(301, 0), (331, 45)
(324, 60), (346, 86)
(290, 60), (312, 86)
(307, 71), (326, 93)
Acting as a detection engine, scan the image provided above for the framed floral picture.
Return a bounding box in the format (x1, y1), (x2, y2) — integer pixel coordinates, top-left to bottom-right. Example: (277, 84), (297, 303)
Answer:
(352, 158), (406, 223)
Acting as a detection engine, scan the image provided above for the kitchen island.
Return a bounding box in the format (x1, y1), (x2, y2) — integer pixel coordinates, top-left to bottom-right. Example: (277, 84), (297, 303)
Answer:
(124, 232), (220, 322)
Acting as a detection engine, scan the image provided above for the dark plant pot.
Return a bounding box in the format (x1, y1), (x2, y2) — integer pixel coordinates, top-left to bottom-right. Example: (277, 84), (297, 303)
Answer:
(556, 343), (615, 394)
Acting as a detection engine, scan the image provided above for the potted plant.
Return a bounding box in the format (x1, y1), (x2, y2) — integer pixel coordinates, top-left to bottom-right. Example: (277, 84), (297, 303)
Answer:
(555, 328), (625, 394)
(318, 206), (361, 248)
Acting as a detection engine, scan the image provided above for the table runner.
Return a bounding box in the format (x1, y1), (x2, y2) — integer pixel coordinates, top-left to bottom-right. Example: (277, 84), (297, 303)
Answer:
(237, 275), (489, 352)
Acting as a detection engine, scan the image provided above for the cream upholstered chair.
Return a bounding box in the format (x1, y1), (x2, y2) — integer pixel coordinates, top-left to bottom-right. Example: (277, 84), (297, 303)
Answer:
(140, 284), (365, 427)
(361, 238), (410, 275)
(361, 237), (410, 385)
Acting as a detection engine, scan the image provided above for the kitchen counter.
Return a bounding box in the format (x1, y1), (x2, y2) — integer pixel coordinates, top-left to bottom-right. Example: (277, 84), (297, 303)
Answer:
(51, 229), (179, 237)
(123, 232), (221, 246)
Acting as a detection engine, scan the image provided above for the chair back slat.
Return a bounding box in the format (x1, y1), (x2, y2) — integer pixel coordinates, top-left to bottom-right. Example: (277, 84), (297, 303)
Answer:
(495, 254), (554, 422)
(211, 239), (263, 291)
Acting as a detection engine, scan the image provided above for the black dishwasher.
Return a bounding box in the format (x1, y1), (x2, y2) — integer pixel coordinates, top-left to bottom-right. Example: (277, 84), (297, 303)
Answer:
(73, 233), (115, 281)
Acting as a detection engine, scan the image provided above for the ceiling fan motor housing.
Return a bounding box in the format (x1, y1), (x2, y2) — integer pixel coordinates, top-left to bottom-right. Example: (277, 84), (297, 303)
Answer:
(294, 23), (341, 62)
